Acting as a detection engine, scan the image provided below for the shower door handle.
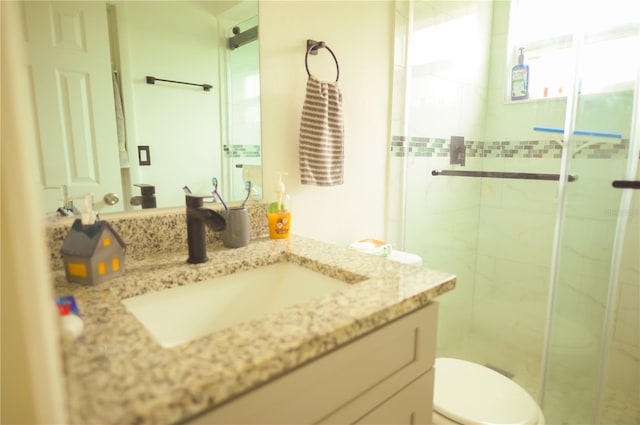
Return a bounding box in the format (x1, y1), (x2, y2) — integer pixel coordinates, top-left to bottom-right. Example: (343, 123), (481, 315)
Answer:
(612, 180), (640, 189)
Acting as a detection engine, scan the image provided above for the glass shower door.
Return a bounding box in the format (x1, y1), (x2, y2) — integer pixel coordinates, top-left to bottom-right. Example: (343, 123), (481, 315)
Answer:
(395, 1), (639, 424)
(225, 26), (261, 200)
(398, 0), (571, 405)
(542, 20), (640, 423)
(218, 7), (261, 202)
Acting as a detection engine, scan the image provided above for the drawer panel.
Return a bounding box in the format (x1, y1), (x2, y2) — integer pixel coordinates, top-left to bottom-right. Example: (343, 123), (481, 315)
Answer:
(356, 370), (434, 425)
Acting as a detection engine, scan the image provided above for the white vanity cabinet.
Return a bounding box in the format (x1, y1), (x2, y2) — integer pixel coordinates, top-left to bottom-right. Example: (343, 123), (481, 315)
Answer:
(185, 302), (438, 425)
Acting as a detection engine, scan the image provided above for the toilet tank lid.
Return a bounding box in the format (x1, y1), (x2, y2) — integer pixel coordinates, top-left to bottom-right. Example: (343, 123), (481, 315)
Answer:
(433, 358), (540, 425)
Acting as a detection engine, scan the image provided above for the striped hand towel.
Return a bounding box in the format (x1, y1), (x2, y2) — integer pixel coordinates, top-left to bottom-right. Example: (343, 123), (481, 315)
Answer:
(299, 75), (344, 186)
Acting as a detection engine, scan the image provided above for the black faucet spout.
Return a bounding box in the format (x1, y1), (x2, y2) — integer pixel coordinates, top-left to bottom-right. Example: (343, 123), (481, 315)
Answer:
(186, 194), (226, 263)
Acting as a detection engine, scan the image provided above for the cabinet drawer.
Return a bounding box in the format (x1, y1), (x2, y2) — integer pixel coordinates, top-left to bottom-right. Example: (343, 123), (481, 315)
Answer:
(186, 302), (438, 425)
(356, 370), (434, 425)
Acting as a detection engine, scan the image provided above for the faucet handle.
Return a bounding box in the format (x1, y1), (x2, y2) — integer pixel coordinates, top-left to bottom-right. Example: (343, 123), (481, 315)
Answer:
(44, 184), (73, 210)
(185, 193), (214, 208)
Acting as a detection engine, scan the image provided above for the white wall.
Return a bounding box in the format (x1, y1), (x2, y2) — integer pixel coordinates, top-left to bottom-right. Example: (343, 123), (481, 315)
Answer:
(258, 0), (394, 245)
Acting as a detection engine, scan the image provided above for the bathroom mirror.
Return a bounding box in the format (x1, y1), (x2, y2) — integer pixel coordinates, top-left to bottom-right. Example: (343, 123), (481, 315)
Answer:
(24, 0), (261, 216)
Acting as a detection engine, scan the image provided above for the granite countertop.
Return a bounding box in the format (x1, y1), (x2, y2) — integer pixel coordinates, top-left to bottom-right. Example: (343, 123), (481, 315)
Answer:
(54, 234), (456, 425)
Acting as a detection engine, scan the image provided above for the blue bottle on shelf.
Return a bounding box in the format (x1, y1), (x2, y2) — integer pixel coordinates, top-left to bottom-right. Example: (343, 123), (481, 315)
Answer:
(511, 47), (529, 101)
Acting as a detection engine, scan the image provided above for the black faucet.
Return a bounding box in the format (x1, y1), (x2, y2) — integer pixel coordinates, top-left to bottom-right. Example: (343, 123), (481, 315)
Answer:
(131, 184), (157, 209)
(186, 194), (226, 263)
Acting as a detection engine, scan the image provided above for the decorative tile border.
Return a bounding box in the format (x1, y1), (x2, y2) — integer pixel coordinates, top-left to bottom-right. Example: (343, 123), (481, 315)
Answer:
(390, 136), (633, 160)
(579, 140), (632, 159)
(224, 144), (261, 158)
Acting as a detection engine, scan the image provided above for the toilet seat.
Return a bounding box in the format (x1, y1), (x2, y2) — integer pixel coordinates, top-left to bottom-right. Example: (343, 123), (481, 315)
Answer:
(433, 358), (540, 425)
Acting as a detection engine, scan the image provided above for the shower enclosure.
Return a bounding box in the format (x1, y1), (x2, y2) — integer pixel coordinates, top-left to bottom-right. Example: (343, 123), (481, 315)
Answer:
(388, 1), (639, 424)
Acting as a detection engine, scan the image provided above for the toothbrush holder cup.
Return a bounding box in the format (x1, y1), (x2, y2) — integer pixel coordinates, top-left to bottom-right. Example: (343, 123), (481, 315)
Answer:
(221, 207), (250, 248)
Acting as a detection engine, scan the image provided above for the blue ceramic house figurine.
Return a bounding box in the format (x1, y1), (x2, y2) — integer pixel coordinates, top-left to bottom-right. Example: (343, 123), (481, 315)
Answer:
(61, 218), (126, 285)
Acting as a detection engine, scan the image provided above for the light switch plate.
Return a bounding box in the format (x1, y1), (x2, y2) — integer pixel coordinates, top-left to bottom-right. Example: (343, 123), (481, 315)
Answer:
(138, 146), (151, 166)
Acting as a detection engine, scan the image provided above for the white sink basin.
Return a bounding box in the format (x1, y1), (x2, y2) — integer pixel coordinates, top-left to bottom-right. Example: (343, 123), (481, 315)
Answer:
(121, 262), (350, 348)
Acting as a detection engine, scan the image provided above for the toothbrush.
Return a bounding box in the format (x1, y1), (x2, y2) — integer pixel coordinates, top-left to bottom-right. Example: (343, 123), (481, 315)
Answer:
(182, 185), (192, 194)
(241, 180), (252, 208)
(210, 177), (218, 205)
(211, 177), (229, 210)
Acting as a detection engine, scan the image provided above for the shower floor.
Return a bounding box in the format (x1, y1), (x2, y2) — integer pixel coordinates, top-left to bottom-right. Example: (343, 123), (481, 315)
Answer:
(436, 328), (639, 425)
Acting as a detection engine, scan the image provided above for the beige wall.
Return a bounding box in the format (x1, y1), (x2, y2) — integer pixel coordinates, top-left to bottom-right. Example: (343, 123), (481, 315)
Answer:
(1, 2), (68, 423)
(259, 1), (394, 244)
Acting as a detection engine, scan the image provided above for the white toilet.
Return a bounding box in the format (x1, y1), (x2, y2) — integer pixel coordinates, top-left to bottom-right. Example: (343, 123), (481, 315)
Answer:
(432, 358), (545, 425)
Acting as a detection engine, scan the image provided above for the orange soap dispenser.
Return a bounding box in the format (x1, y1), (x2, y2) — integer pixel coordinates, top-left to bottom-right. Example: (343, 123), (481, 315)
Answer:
(267, 172), (292, 239)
